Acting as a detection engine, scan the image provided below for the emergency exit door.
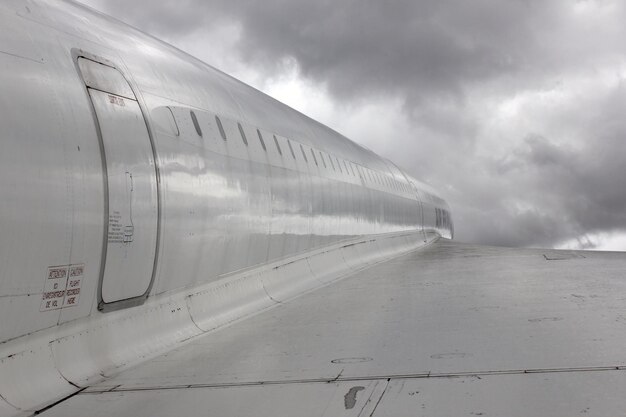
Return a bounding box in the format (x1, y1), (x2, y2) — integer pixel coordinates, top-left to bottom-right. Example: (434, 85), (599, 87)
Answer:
(78, 57), (158, 308)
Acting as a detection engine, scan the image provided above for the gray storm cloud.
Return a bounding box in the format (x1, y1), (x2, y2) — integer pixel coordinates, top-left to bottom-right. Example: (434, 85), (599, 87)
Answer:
(81, 0), (626, 249)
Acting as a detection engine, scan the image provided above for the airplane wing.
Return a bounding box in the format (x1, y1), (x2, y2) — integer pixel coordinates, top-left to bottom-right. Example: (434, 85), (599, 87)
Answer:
(39, 239), (626, 417)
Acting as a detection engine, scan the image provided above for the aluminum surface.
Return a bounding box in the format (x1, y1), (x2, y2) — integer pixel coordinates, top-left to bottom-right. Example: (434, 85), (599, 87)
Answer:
(41, 373), (626, 417)
(0, 0), (451, 348)
(41, 240), (626, 416)
(0, 0), (547, 415)
(86, 86), (158, 304)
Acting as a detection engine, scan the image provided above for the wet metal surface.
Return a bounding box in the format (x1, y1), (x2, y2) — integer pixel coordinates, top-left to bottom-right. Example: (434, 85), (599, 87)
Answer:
(42, 240), (626, 416)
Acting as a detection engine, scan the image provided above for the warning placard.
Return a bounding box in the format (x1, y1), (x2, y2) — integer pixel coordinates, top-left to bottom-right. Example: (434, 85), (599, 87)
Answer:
(40, 264), (84, 312)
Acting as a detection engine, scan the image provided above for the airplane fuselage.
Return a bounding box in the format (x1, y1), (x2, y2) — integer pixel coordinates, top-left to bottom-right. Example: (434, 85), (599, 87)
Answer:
(0, 1), (452, 415)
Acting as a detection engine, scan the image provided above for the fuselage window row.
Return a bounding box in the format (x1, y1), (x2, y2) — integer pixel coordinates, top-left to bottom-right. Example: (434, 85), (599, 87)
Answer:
(176, 109), (416, 198)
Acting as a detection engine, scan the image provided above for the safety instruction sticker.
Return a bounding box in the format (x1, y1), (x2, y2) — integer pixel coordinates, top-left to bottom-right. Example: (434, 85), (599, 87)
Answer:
(40, 264), (84, 312)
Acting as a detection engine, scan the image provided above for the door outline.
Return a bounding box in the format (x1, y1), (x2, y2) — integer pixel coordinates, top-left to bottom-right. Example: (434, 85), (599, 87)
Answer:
(72, 49), (161, 312)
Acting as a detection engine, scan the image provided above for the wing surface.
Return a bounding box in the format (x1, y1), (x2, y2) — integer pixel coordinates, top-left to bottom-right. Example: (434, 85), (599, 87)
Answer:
(41, 240), (626, 416)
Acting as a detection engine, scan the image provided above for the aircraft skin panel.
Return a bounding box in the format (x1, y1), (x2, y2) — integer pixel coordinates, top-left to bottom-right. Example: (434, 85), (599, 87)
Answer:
(40, 240), (626, 416)
(1, 1), (615, 416)
(0, 0), (451, 343)
(39, 374), (626, 417)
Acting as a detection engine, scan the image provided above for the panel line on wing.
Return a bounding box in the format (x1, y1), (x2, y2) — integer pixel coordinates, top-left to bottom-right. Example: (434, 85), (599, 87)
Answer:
(83, 364), (626, 394)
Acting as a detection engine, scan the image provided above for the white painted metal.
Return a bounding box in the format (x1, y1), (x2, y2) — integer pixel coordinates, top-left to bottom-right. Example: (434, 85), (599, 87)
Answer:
(0, 0), (456, 414)
(42, 372), (626, 417)
(43, 381), (390, 417)
(40, 241), (626, 417)
(79, 56), (160, 307)
(0, 230), (432, 416)
(372, 374), (626, 417)
(6, 3), (621, 417)
(78, 58), (135, 100)
(87, 85), (158, 305)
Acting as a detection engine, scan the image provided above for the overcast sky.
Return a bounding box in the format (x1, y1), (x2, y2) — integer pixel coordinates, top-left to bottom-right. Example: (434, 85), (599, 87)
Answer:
(79, 0), (626, 251)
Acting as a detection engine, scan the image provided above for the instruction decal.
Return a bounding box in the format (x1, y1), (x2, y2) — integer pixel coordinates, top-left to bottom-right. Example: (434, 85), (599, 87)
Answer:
(107, 172), (134, 244)
(40, 264), (84, 311)
(108, 94), (126, 107)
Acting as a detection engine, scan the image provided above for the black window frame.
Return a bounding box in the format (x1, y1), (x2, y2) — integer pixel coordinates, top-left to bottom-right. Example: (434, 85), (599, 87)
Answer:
(273, 135), (283, 156)
(256, 129), (266, 151)
(237, 122), (248, 146)
(300, 144), (308, 163)
(215, 116), (227, 141)
(190, 110), (202, 137)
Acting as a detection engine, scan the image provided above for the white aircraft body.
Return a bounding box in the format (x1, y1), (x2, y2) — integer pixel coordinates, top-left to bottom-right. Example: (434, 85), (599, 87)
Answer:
(1, 1), (625, 416)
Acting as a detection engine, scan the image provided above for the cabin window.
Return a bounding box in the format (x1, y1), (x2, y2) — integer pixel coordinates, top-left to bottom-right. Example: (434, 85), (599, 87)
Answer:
(310, 149), (318, 166)
(215, 116), (227, 141)
(343, 160), (349, 175)
(287, 140), (296, 159)
(190, 110), (202, 137)
(319, 151), (327, 168)
(300, 144), (308, 163)
(238, 122), (248, 146)
(273, 135), (283, 156)
(256, 129), (266, 151)
(152, 107), (179, 137)
(329, 155), (336, 170)
(337, 157), (343, 173)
